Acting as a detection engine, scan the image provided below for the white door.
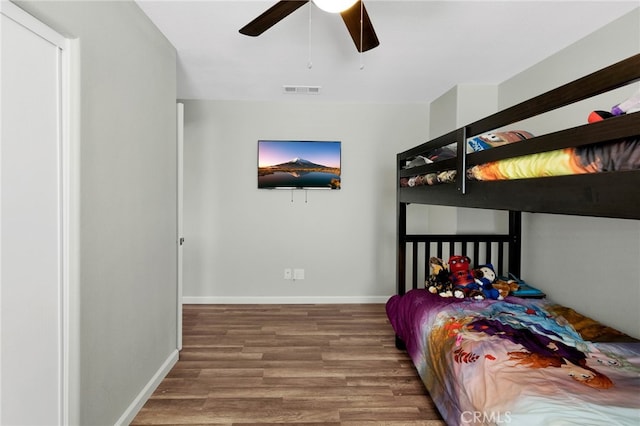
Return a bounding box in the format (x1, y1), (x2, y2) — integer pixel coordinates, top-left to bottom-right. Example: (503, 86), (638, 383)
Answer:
(177, 103), (184, 351)
(0, 3), (70, 424)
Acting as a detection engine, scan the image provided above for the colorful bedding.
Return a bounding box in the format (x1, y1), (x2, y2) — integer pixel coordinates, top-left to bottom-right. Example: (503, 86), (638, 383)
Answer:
(469, 138), (640, 181)
(400, 132), (640, 187)
(386, 289), (640, 425)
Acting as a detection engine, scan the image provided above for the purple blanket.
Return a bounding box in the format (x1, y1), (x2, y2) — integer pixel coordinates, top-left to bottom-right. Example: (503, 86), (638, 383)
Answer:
(386, 289), (640, 425)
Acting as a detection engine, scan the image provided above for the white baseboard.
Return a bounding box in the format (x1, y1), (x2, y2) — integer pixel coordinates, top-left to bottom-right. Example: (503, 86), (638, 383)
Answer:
(115, 348), (179, 426)
(182, 295), (391, 304)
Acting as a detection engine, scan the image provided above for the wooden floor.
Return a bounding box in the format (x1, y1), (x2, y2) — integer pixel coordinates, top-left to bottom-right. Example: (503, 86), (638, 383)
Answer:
(131, 304), (445, 426)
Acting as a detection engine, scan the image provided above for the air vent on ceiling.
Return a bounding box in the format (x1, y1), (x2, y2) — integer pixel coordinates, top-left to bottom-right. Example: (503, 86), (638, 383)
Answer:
(283, 85), (321, 95)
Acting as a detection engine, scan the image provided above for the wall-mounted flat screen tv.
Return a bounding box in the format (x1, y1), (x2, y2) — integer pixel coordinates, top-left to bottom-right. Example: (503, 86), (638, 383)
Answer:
(258, 140), (341, 189)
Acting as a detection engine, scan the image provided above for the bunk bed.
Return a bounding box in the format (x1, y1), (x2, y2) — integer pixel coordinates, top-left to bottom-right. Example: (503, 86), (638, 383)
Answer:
(386, 54), (640, 425)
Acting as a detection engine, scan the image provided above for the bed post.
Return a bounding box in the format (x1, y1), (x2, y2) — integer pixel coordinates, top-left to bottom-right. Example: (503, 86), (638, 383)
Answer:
(396, 154), (408, 350)
(508, 210), (522, 277)
(397, 152), (407, 297)
(397, 201), (407, 296)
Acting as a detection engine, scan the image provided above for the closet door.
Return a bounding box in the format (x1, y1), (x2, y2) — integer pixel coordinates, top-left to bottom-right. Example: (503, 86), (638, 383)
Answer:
(1, 3), (68, 424)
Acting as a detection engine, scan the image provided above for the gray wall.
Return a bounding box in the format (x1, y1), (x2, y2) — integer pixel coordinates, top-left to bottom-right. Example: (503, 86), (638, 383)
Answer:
(15, 1), (178, 424)
(499, 9), (640, 338)
(182, 100), (428, 302)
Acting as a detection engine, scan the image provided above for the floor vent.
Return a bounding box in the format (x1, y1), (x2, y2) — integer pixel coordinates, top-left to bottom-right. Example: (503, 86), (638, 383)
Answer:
(283, 85), (321, 95)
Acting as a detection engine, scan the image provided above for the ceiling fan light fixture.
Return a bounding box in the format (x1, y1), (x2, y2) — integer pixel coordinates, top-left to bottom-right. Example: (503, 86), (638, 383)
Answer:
(313, 0), (358, 13)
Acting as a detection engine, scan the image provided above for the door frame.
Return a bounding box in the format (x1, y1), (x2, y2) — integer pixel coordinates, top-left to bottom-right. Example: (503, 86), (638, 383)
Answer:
(177, 102), (184, 351)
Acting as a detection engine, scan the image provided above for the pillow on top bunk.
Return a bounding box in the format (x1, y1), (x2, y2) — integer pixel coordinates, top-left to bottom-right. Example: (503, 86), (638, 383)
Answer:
(467, 130), (534, 152)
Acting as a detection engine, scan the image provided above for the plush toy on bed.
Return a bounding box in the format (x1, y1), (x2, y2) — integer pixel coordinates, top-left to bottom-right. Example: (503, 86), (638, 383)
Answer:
(472, 264), (502, 300)
(588, 89), (640, 123)
(448, 255), (483, 299)
(426, 257), (455, 297)
(492, 278), (520, 299)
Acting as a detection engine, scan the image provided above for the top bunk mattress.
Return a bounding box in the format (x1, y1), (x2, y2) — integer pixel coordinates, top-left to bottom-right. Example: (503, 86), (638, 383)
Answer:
(400, 126), (640, 187)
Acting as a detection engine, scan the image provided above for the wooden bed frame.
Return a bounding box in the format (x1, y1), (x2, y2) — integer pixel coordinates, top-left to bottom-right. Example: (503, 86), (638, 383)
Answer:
(396, 54), (640, 297)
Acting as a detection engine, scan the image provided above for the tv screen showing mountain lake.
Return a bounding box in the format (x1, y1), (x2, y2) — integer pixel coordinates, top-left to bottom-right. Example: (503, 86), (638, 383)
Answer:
(258, 141), (341, 189)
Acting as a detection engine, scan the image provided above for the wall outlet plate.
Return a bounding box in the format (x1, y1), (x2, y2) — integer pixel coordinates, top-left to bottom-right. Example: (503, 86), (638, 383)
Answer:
(284, 268), (292, 280)
(293, 268), (305, 280)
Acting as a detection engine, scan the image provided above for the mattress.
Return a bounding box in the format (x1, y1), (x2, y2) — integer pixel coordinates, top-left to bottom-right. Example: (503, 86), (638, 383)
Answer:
(400, 128), (640, 187)
(386, 289), (640, 425)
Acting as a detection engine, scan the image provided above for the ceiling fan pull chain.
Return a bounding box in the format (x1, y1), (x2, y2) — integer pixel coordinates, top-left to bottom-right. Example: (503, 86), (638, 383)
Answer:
(307, 3), (313, 69)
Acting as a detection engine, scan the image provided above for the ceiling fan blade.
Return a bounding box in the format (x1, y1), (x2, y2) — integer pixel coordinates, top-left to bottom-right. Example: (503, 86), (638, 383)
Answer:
(340, 1), (379, 52)
(239, 1), (309, 37)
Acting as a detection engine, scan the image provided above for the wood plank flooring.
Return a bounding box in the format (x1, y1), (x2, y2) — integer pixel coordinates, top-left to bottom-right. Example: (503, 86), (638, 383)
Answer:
(131, 304), (445, 425)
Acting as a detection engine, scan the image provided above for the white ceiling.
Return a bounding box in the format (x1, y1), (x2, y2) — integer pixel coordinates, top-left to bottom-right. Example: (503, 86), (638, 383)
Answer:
(136, 0), (639, 103)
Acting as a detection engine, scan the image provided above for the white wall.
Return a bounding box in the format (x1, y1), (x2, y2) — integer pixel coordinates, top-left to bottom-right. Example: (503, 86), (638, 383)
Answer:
(499, 8), (640, 338)
(182, 100), (428, 302)
(14, 1), (179, 424)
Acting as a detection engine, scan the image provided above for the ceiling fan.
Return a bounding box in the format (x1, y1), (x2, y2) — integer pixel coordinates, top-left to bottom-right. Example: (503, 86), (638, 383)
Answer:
(239, 0), (380, 52)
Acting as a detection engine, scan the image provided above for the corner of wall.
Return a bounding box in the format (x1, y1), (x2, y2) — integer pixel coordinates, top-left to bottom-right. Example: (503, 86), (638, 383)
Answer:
(429, 86), (458, 139)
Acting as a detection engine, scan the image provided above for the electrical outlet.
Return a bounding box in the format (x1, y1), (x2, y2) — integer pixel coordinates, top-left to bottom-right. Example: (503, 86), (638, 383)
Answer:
(284, 268), (292, 280)
(293, 268), (305, 280)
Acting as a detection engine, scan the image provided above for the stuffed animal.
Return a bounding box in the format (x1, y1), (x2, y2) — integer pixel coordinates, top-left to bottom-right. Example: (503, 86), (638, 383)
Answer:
(587, 110), (614, 123)
(472, 264), (501, 300)
(448, 255), (480, 298)
(437, 170), (457, 184)
(492, 278), (520, 299)
(589, 90), (640, 123)
(426, 257), (454, 297)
